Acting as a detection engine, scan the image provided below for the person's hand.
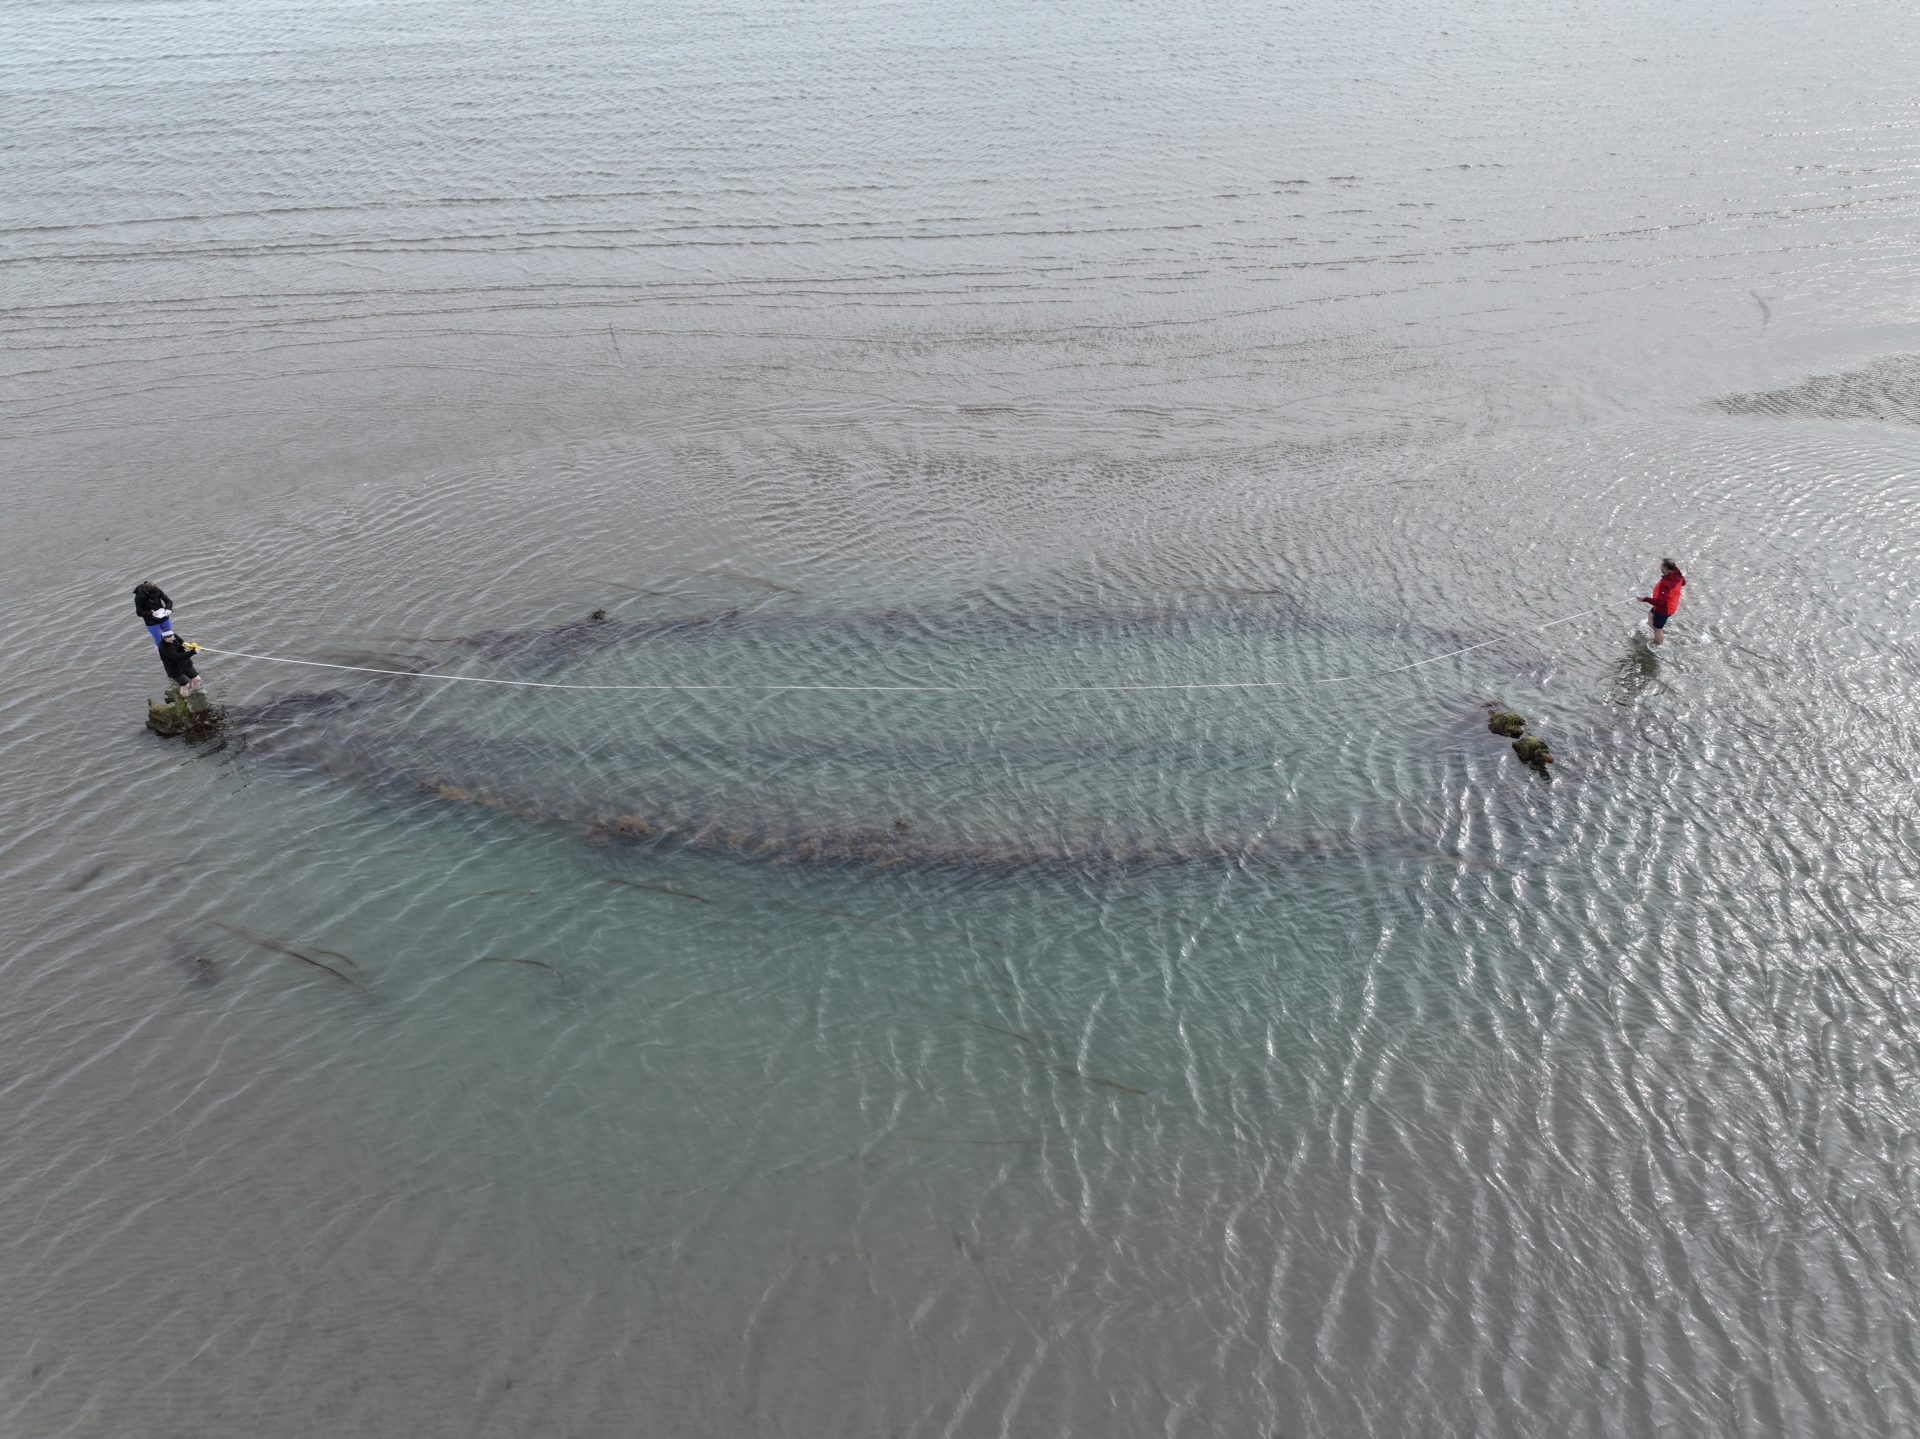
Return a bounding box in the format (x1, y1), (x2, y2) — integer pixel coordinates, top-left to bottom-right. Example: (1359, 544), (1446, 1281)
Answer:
(153, 608), (170, 619)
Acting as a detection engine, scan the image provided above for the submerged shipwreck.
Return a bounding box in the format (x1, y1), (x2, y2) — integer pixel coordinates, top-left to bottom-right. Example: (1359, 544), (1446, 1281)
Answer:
(154, 600), (1486, 878)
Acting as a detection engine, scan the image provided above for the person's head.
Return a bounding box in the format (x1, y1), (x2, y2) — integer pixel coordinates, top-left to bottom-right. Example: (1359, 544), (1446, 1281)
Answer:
(1660, 557), (1681, 575)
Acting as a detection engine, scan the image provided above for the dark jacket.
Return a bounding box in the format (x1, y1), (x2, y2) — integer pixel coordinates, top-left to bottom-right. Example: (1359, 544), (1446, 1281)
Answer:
(134, 583), (173, 624)
(157, 636), (199, 686)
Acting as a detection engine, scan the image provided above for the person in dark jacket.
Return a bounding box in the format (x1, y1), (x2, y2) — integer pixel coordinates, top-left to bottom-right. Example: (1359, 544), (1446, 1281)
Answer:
(1637, 558), (1685, 645)
(134, 580), (175, 645)
(156, 633), (203, 694)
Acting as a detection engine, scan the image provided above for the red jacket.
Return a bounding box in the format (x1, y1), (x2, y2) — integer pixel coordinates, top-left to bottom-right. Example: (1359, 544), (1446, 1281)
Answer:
(1641, 571), (1684, 618)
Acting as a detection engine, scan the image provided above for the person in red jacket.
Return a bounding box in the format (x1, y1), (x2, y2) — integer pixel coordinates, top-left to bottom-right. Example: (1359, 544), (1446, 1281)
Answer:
(1637, 558), (1685, 644)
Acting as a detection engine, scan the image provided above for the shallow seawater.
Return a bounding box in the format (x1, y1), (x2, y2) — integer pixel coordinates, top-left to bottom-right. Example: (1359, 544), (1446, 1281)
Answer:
(6, 0), (1920, 1435)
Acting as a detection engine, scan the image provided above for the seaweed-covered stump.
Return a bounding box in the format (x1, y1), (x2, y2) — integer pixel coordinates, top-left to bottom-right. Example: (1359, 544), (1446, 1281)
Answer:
(147, 685), (222, 740)
(1512, 734), (1554, 768)
(1487, 709), (1526, 738)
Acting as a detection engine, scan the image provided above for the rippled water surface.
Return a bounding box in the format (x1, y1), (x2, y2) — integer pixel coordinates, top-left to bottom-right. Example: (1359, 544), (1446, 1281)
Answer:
(7, 1), (1920, 1434)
